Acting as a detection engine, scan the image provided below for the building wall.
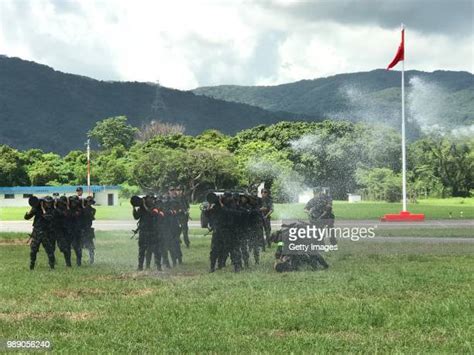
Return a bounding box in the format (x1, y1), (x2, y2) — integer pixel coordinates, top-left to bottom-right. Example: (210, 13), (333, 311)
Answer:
(0, 194), (31, 207)
(94, 190), (119, 206)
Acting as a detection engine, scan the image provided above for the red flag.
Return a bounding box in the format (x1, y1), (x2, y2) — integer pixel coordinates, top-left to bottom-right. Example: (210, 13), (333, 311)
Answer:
(387, 29), (404, 70)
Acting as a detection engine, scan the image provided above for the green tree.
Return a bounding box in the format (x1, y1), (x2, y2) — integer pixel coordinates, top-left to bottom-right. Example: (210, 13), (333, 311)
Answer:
(0, 145), (29, 186)
(131, 148), (187, 193)
(356, 168), (402, 202)
(88, 116), (138, 150)
(409, 135), (473, 197)
(63, 150), (87, 185)
(182, 148), (239, 201)
(93, 146), (131, 185)
(27, 153), (69, 186)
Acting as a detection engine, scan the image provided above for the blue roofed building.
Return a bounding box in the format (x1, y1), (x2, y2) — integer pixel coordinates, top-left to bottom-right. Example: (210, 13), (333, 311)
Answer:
(0, 186), (120, 207)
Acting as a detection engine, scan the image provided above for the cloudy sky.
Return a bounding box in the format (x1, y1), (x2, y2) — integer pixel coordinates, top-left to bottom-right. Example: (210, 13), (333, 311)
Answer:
(0, 0), (472, 90)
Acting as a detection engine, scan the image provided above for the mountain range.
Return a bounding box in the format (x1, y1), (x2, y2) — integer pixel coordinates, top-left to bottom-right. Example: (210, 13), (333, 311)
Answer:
(0, 55), (472, 154)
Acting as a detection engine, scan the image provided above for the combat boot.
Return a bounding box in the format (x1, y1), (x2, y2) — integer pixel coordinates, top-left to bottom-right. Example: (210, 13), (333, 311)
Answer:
(29, 262), (35, 270)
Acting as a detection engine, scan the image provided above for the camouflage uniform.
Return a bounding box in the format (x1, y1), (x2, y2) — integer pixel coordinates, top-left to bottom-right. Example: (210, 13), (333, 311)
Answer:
(66, 198), (83, 266)
(24, 203), (56, 270)
(273, 223), (329, 272)
(260, 194), (274, 247)
(53, 201), (72, 267)
(177, 195), (190, 248)
(305, 192), (336, 245)
(161, 198), (182, 267)
(133, 204), (160, 271)
(81, 203), (96, 265)
(237, 199), (251, 268)
(206, 194), (242, 273)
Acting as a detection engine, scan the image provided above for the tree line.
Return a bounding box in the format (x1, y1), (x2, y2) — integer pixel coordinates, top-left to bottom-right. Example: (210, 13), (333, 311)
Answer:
(1, 116), (472, 202)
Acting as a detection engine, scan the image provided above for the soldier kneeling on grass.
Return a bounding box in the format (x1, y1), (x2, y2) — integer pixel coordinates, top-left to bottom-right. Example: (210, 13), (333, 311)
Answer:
(271, 223), (329, 273)
(25, 196), (56, 270)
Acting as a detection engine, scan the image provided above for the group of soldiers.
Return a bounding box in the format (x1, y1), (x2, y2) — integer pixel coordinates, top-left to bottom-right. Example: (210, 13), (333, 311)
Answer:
(25, 184), (334, 273)
(131, 185), (190, 271)
(201, 188), (274, 273)
(25, 187), (96, 270)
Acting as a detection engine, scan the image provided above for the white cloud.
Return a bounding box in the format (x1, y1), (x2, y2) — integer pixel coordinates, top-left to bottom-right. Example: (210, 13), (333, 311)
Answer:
(0, 0), (472, 89)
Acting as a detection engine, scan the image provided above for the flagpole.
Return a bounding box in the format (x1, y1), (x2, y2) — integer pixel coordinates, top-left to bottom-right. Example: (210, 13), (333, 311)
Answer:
(382, 23), (424, 221)
(86, 138), (91, 197)
(401, 23), (407, 212)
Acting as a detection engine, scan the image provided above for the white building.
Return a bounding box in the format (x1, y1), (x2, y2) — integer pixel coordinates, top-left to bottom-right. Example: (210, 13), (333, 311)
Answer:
(0, 185), (120, 207)
(348, 193), (362, 203)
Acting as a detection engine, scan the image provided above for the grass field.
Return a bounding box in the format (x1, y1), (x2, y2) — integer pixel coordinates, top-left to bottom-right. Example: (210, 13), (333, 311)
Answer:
(1, 197), (473, 221)
(1, 229), (473, 352)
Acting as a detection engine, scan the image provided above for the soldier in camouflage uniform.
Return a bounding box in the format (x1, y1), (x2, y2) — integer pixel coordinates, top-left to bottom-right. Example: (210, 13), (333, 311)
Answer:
(304, 187), (336, 245)
(81, 196), (96, 265)
(247, 194), (264, 265)
(273, 222), (329, 272)
(205, 192), (242, 273)
(53, 196), (72, 267)
(160, 187), (182, 267)
(24, 196), (56, 270)
(66, 196), (83, 266)
(237, 194), (251, 268)
(176, 185), (190, 248)
(260, 189), (274, 248)
(133, 194), (161, 271)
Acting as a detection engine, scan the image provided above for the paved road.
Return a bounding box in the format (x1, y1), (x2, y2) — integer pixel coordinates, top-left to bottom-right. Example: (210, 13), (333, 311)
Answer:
(1, 219), (473, 233)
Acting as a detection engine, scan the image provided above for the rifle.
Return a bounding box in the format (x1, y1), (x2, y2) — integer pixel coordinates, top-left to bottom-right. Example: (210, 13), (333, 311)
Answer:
(130, 221), (140, 239)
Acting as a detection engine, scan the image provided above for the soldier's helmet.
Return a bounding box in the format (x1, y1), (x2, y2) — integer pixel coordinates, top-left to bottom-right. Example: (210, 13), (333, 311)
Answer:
(43, 196), (54, 206)
(313, 186), (323, 194)
(28, 196), (40, 208)
(130, 195), (142, 207)
(206, 192), (219, 204)
(69, 195), (80, 206)
(144, 194), (155, 205)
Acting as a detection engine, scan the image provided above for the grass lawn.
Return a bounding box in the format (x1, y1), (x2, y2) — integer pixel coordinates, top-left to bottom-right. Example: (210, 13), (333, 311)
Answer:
(375, 227), (474, 238)
(1, 198), (473, 221)
(0, 229), (473, 352)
